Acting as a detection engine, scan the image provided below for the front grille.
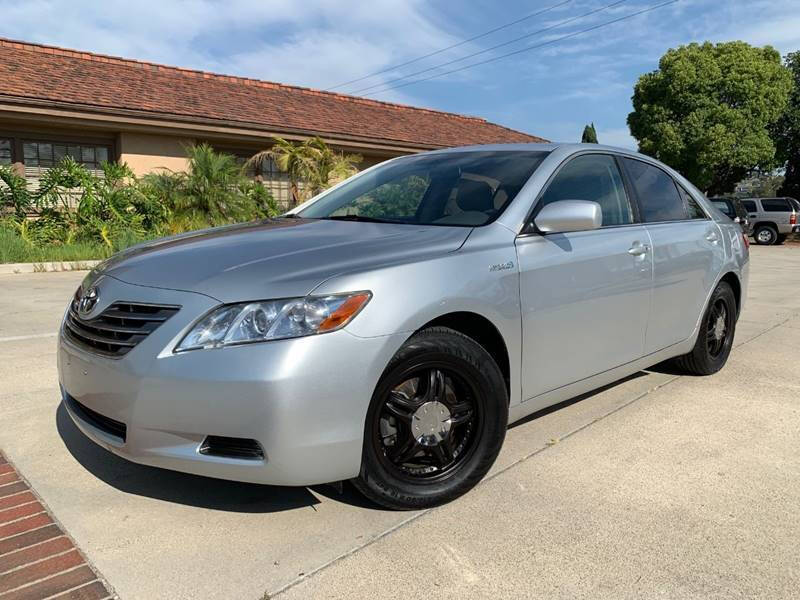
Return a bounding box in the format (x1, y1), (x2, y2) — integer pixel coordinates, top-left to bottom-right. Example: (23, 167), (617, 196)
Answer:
(64, 300), (179, 358)
(65, 393), (127, 442)
(199, 436), (265, 460)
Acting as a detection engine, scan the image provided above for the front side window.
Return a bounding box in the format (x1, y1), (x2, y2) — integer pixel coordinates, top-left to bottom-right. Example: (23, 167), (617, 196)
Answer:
(760, 198), (791, 212)
(0, 139), (11, 165)
(742, 200), (757, 213)
(622, 158), (687, 222)
(537, 154), (633, 226)
(299, 151), (549, 226)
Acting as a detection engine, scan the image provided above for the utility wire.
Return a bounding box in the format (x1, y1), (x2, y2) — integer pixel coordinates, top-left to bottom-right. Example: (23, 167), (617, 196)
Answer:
(326, 0), (573, 92)
(364, 0), (680, 97)
(348, 0), (628, 96)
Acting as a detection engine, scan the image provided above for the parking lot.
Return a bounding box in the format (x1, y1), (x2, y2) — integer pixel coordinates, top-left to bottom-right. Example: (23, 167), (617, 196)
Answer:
(1, 245), (799, 599)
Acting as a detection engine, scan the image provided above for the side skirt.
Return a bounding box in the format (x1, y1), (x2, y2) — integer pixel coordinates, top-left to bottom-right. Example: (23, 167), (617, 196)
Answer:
(508, 337), (695, 425)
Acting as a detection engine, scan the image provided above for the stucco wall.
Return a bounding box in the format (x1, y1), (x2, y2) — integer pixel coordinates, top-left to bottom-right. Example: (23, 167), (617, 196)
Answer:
(118, 132), (193, 175)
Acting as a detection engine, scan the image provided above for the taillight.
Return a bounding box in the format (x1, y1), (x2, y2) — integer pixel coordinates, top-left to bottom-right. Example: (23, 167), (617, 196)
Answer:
(791, 213), (797, 226)
(742, 232), (750, 249)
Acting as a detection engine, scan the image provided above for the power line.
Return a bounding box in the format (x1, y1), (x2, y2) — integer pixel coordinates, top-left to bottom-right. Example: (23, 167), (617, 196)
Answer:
(348, 0), (628, 96)
(364, 0), (680, 97)
(326, 0), (573, 92)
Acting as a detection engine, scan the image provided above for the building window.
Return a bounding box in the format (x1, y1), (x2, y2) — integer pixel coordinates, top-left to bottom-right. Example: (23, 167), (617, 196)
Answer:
(228, 149), (294, 208)
(0, 139), (11, 165)
(22, 141), (110, 170)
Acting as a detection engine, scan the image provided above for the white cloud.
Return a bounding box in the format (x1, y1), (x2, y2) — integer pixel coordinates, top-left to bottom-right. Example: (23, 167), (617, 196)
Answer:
(0, 0), (461, 105)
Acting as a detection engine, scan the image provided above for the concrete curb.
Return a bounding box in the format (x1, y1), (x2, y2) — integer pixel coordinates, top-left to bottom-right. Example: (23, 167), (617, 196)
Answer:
(0, 260), (100, 275)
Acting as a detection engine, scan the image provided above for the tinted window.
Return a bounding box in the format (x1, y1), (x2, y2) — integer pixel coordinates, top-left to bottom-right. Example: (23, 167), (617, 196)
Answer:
(300, 151), (548, 226)
(712, 200), (734, 217)
(680, 186), (707, 219)
(742, 200), (757, 212)
(622, 158), (687, 222)
(761, 198), (791, 212)
(538, 154), (633, 226)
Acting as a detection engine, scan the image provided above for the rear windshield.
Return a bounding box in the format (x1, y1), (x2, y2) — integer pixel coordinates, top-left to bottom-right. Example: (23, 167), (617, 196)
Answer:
(298, 151), (549, 226)
(712, 200), (733, 217)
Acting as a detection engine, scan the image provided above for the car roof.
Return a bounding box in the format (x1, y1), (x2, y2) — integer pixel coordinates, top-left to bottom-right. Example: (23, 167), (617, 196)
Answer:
(423, 142), (649, 158)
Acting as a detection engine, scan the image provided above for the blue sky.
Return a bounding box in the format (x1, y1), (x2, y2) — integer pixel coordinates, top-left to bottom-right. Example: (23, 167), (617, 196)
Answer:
(2, 0), (799, 148)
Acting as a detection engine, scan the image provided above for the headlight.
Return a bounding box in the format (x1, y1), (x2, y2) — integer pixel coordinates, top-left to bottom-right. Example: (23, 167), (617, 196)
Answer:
(175, 291), (371, 352)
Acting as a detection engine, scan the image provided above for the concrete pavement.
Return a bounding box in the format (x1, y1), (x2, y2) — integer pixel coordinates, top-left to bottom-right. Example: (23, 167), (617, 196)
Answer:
(0, 246), (798, 599)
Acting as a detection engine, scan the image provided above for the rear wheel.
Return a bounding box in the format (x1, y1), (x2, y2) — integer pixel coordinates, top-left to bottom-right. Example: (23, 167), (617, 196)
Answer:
(673, 281), (737, 375)
(354, 327), (507, 510)
(754, 224), (778, 245)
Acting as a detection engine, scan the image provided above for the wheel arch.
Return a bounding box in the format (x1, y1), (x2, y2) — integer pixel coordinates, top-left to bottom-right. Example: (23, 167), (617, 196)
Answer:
(719, 271), (742, 318)
(416, 311), (511, 397)
(752, 220), (778, 232)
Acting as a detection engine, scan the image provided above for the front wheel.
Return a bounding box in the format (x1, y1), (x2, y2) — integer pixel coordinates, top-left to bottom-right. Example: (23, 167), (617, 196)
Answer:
(353, 327), (508, 510)
(673, 281), (737, 375)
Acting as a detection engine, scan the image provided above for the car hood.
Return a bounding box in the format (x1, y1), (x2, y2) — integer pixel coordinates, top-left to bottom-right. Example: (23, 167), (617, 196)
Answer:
(92, 218), (471, 302)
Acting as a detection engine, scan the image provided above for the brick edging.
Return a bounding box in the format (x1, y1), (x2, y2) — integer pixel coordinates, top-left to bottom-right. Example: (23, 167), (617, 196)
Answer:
(0, 451), (115, 599)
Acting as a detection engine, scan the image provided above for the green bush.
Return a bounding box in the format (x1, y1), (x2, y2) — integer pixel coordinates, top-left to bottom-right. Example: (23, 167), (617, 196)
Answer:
(0, 144), (280, 263)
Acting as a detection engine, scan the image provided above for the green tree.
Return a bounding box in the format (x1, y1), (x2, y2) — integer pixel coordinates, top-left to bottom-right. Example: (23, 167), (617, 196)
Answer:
(775, 51), (800, 199)
(248, 136), (362, 207)
(581, 122), (598, 143)
(628, 41), (792, 195)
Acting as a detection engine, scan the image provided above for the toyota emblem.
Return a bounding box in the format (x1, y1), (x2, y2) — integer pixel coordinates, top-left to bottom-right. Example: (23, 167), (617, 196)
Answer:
(78, 286), (100, 316)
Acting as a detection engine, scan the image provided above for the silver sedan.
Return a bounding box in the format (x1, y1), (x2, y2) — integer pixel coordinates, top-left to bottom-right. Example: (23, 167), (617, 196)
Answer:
(58, 143), (749, 509)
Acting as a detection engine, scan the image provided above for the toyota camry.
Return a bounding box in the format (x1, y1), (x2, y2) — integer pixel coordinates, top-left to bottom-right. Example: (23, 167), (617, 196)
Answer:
(59, 143), (749, 509)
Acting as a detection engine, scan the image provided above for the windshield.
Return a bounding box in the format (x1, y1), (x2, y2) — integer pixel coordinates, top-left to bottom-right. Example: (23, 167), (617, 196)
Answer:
(298, 150), (549, 226)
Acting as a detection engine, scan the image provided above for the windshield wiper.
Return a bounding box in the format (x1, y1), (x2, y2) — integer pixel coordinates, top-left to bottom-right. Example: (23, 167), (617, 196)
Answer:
(321, 215), (401, 224)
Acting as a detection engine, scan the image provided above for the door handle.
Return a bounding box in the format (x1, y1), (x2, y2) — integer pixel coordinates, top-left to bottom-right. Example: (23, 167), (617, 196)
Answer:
(628, 242), (650, 256)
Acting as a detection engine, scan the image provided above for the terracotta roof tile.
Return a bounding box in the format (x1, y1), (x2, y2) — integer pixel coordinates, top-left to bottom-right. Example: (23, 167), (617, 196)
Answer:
(0, 38), (545, 149)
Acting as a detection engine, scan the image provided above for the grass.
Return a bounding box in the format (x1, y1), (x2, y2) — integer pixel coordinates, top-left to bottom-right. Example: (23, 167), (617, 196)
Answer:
(0, 227), (149, 264)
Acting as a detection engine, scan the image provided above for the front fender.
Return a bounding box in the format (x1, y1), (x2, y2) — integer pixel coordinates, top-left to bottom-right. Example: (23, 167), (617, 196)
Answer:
(311, 224), (523, 404)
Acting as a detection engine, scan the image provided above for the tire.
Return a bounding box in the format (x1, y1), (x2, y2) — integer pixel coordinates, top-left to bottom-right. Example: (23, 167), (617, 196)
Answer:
(776, 234), (787, 245)
(673, 281), (737, 375)
(353, 326), (508, 510)
(754, 224), (778, 245)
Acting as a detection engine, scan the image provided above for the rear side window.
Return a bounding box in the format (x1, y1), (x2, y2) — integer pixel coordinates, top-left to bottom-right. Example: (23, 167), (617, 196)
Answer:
(679, 186), (708, 219)
(538, 154), (633, 226)
(761, 198), (791, 212)
(742, 200), (757, 212)
(622, 158), (688, 222)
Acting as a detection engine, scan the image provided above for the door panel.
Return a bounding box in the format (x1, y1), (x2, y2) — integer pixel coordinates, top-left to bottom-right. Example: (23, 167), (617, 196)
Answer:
(516, 226), (653, 401)
(644, 221), (721, 353)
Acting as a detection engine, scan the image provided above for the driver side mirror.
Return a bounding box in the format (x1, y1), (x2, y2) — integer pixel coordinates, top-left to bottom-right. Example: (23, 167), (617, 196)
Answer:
(533, 200), (603, 233)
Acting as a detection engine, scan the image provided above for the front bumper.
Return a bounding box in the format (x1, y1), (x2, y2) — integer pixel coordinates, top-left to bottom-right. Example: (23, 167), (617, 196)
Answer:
(58, 275), (406, 486)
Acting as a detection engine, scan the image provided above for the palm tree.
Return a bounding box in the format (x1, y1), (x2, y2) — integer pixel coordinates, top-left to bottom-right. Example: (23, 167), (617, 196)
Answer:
(247, 137), (362, 207)
(179, 143), (251, 222)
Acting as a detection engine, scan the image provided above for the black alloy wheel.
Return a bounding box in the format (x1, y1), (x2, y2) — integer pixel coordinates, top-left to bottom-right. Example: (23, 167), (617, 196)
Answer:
(354, 327), (508, 510)
(375, 365), (479, 481)
(674, 281), (737, 375)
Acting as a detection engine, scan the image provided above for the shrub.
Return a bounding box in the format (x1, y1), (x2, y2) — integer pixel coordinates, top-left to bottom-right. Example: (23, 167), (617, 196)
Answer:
(1, 144), (280, 263)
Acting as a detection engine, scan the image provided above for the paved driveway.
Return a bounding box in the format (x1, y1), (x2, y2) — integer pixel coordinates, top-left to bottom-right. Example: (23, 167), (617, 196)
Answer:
(1, 246), (798, 599)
